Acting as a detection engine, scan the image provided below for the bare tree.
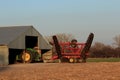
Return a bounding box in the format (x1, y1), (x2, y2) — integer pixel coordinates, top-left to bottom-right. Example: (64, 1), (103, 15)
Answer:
(45, 33), (75, 43)
(113, 35), (120, 48)
(55, 33), (75, 42)
(44, 36), (52, 43)
(92, 42), (105, 50)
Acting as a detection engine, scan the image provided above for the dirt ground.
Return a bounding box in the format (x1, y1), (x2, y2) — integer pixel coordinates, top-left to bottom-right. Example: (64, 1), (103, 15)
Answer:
(0, 62), (120, 80)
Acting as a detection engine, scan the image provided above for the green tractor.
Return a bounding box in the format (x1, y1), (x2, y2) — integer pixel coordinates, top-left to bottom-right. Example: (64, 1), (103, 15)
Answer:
(16, 48), (42, 63)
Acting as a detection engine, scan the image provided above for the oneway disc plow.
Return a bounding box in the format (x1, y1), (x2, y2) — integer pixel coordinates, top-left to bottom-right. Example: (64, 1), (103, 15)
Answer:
(52, 33), (94, 63)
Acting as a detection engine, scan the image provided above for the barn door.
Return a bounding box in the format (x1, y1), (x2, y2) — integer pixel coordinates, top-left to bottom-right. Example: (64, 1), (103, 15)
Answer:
(25, 36), (38, 48)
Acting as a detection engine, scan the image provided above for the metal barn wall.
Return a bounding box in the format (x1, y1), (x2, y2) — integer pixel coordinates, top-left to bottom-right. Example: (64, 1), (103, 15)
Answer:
(0, 45), (8, 65)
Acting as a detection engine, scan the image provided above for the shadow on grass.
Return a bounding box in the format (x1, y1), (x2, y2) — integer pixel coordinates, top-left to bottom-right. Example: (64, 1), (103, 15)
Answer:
(0, 66), (9, 72)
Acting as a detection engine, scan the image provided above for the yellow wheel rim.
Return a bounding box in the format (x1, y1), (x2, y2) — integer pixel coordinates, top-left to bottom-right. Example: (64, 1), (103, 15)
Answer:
(69, 58), (74, 63)
(22, 52), (31, 61)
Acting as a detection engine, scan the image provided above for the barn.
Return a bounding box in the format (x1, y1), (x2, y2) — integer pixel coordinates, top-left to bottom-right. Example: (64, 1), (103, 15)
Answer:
(0, 26), (51, 65)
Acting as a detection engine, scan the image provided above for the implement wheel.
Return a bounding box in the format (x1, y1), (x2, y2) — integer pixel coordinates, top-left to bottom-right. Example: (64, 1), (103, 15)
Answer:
(69, 58), (74, 63)
(69, 58), (77, 63)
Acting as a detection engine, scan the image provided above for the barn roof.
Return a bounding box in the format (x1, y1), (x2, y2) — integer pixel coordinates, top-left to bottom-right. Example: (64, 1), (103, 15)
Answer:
(0, 26), (51, 49)
(0, 26), (31, 45)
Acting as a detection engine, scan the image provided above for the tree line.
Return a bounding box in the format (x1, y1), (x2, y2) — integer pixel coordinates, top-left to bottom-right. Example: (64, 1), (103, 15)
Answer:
(90, 42), (120, 58)
(90, 34), (120, 58)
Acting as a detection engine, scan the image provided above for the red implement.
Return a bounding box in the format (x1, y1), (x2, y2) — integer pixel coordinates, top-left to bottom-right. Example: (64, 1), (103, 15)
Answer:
(52, 33), (94, 63)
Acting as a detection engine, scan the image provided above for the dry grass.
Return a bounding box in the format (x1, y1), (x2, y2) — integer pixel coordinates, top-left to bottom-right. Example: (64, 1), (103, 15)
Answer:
(0, 62), (120, 80)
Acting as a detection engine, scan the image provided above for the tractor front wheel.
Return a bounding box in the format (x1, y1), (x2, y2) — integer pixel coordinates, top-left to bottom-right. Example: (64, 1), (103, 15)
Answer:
(20, 50), (33, 63)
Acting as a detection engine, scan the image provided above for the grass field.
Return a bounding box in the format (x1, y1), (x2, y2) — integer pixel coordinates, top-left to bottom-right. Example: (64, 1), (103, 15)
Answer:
(53, 58), (120, 63)
(87, 58), (120, 62)
(51, 58), (120, 63)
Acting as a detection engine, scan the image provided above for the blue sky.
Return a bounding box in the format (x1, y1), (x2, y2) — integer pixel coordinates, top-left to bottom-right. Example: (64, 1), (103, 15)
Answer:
(0, 0), (120, 45)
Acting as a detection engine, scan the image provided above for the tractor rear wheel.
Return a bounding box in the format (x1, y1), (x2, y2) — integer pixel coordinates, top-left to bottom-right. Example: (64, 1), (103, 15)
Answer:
(20, 50), (33, 63)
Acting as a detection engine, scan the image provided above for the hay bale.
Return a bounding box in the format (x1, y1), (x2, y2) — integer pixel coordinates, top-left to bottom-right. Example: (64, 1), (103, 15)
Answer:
(42, 50), (53, 63)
